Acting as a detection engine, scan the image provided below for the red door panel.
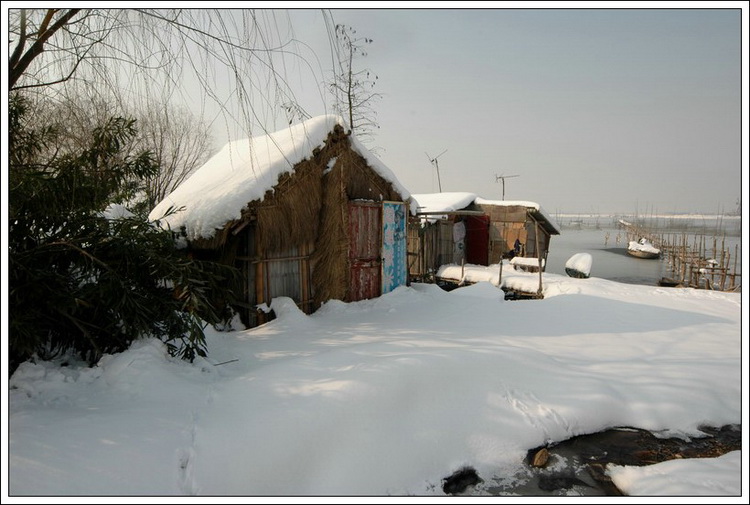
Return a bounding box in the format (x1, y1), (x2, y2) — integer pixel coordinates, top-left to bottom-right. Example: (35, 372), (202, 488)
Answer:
(348, 202), (381, 301)
(465, 215), (490, 266)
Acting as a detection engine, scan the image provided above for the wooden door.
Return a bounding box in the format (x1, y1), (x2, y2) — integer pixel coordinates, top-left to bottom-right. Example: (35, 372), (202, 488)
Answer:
(465, 215), (490, 266)
(381, 201), (407, 294)
(348, 202), (382, 301)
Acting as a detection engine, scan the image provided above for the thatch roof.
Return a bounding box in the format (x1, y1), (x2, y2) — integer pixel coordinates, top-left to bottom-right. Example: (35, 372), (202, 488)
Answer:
(149, 115), (410, 243)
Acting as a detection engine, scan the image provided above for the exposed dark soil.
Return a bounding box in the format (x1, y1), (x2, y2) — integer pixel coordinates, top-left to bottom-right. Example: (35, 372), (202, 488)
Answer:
(458, 424), (741, 496)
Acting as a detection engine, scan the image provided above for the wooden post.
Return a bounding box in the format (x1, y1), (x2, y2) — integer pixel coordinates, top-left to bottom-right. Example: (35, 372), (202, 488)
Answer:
(681, 234), (688, 283)
(255, 229), (265, 324)
(531, 215), (542, 297)
(712, 236), (717, 261)
(300, 242), (310, 313)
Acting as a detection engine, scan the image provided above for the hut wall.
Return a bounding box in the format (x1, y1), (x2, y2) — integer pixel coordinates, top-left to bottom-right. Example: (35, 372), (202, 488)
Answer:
(407, 219), (455, 278)
(525, 220), (551, 260)
(488, 222), (527, 263)
(262, 243), (313, 310)
(255, 156), (324, 253)
(311, 141), (356, 306)
(436, 221), (455, 269)
(472, 203), (531, 263)
(407, 219), (423, 278)
(526, 221), (539, 257)
(229, 224), (314, 327)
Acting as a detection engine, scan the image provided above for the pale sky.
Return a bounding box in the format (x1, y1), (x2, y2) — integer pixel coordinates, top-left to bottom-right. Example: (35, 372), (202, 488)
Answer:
(272, 5), (745, 215)
(4, 3), (746, 215)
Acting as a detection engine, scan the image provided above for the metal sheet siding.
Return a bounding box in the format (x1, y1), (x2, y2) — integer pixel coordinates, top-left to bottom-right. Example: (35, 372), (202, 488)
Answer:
(381, 201), (407, 293)
(265, 246), (302, 303)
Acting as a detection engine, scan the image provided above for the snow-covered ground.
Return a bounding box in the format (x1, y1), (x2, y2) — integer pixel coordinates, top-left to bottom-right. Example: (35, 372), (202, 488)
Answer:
(5, 271), (746, 501)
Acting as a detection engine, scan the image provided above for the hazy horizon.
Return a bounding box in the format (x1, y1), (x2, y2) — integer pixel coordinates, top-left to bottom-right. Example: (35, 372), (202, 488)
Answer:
(194, 5), (745, 216)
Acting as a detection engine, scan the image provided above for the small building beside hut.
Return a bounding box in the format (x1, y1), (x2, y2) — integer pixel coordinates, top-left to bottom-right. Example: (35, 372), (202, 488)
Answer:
(149, 115), (411, 328)
(408, 192), (560, 281)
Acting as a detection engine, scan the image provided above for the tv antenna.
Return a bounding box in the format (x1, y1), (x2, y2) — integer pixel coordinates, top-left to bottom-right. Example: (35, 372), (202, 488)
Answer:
(495, 174), (519, 200)
(425, 149), (447, 192)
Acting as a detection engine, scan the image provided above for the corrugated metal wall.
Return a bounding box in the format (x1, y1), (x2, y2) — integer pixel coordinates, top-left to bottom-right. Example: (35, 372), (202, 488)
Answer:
(237, 225), (313, 326)
(264, 246), (303, 304)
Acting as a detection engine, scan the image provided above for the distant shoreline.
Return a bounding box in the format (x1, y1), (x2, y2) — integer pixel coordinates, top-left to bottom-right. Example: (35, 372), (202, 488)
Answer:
(554, 213), (741, 219)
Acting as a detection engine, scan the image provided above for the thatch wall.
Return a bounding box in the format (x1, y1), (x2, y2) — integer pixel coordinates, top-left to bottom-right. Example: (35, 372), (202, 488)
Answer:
(311, 142), (349, 306)
(189, 140), (328, 256)
(310, 129), (406, 306)
(255, 157), (325, 253)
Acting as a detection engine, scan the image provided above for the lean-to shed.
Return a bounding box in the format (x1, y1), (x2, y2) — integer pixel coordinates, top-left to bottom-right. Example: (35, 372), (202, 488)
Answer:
(408, 193), (560, 280)
(471, 197), (560, 266)
(408, 192), (484, 280)
(149, 115), (411, 328)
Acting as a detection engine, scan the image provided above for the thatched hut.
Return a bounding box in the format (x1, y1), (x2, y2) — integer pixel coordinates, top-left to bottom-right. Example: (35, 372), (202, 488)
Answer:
(149, 115), (410, 328)
(408, 193), (559, 280)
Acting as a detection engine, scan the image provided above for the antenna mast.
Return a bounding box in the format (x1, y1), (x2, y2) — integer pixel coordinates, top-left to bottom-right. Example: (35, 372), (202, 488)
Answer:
(495, 174), (519, 200)
(426, 150), (447, 192)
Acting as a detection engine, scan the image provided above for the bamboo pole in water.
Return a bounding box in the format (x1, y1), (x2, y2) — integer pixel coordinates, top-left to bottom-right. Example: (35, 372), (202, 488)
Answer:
(721, 251), (727, 291)
(681, 234), (688, 283)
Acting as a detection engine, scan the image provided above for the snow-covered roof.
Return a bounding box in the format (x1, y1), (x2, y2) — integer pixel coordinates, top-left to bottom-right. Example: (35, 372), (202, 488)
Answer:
(149, 115), (410, 241)
(410, 192), (478, 216)
(474, 197), (561, 234)
(410, 193), (560, 234)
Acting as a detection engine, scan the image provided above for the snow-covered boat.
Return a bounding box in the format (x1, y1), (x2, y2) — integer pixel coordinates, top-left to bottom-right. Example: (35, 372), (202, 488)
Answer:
(565, 252), (592, 278)
(627, 238), (661, 259)
(510, 256), (545, 272)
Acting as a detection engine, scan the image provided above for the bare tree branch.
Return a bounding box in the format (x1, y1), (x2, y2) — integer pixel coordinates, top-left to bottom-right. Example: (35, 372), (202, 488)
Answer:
(8, 9), (332, 141)
(8, 9), (28, 69)
(9, 8), (82, 89)
(327, 23), (382, 146)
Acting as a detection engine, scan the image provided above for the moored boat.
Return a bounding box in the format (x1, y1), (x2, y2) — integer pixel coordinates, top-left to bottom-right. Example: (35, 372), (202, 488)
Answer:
(627, 238), (661, 259)
(565, 252), (592, 279)
(658, 277), (683, 287)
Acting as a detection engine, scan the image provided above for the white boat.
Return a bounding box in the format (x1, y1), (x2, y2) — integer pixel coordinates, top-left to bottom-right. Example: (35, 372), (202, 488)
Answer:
(627, 238), (661, 259)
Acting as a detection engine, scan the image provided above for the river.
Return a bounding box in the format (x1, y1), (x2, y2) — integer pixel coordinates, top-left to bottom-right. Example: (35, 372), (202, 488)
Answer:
(544, 214), (742, 288)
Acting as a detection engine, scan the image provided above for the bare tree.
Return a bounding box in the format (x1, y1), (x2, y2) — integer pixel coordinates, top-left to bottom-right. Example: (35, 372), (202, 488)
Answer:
(8, 8), (326, 139)
(25, 85), (213, 211)
(134, 103), (213, 208)
(328, 24), (382, 145)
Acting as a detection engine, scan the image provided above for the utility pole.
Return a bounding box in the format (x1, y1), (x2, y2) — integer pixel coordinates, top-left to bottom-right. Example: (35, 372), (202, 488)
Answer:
(495, 174), (519, 200)
(426, 150), (447, 192)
